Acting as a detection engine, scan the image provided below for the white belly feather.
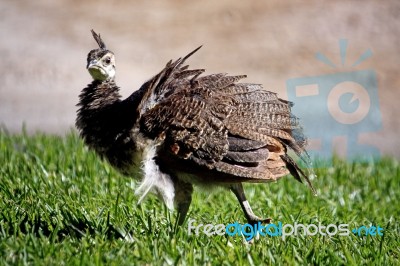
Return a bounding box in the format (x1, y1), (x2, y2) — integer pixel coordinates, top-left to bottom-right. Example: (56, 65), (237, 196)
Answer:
(134, 142), (175, 210)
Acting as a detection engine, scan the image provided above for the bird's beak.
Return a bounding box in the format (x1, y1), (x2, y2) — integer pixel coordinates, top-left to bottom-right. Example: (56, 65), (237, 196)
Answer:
(87, 59), (98, 69)
(87, 59), (108, 81)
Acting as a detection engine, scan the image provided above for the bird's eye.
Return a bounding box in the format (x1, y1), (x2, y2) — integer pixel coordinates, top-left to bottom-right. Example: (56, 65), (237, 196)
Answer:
(104, 57), (111, 65)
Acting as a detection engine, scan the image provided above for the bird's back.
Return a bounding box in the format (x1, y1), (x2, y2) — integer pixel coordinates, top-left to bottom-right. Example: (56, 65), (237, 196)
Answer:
(135, 49), (314, 190)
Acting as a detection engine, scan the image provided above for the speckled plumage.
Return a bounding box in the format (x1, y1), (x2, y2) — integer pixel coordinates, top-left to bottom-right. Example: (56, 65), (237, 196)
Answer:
(76, 30), (315, 226)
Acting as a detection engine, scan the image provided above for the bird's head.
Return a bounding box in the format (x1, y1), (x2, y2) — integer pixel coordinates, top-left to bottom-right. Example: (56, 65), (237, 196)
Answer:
(87, 30), (116, 81)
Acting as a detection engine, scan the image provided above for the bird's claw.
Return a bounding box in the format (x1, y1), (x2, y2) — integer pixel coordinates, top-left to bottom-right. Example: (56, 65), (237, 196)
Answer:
(247, 215), (272, 225)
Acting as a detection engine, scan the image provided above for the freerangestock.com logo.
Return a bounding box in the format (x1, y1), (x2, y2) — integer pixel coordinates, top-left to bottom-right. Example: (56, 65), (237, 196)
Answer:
(187, 219), (384, 241)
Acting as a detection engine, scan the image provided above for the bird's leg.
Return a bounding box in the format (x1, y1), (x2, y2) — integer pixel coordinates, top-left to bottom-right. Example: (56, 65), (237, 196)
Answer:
(230, 183), (271, 224)
(174, 180), (194, 225)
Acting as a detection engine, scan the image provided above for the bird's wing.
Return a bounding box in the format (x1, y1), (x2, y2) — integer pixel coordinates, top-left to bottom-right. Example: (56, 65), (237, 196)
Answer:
(136, 47), (315, 192)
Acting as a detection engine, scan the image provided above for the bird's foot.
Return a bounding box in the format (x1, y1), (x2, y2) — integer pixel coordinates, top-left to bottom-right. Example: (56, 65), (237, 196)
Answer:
(246, 214), (272, 225)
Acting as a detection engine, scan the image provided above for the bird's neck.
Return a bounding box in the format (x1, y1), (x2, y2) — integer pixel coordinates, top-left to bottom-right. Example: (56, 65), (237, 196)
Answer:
(76, 79), (135, 155)
(78, 79), (122, 109)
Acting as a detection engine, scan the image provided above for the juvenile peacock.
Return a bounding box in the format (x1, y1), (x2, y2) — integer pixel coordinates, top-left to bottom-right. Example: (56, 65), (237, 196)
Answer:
(76, 30), (315, 226)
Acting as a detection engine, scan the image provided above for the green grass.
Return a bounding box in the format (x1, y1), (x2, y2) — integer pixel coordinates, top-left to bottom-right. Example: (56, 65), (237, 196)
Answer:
(0, 129), (399, 265)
